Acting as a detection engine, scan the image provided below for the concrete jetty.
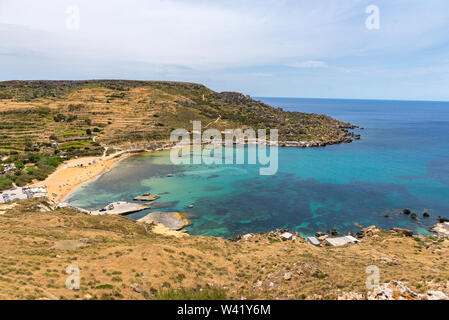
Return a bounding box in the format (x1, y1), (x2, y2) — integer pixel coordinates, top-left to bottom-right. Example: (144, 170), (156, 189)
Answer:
(91, 202), (149, 216)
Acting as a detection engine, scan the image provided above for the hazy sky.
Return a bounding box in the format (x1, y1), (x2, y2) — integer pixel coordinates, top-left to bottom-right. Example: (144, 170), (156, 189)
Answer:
(1, 0), (449, 100)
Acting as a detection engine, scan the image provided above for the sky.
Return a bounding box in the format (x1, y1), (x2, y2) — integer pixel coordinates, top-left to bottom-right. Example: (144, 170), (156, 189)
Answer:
(1, 0), (449, 101)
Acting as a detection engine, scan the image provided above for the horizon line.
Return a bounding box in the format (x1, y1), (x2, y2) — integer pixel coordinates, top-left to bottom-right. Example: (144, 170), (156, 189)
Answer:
(1, 78), (448, 103)
(254, 96), (449, 104)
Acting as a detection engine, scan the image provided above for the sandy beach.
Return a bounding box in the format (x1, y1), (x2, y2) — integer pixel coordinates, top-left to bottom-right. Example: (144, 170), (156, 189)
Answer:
(31, 151), (132, 203)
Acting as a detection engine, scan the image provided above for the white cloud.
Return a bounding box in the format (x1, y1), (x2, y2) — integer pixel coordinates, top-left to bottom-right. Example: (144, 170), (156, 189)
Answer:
(1, 0), (449, 99)
(3, 0), (448, 70)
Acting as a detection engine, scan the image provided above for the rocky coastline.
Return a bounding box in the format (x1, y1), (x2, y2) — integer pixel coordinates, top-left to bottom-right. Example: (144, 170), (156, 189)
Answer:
(228, 207), (449, 247)
(142, 125), (362, 152)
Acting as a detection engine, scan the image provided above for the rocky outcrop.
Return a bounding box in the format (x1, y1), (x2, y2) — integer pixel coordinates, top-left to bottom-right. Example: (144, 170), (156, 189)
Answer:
(339, 281), (448, 300)
(130, 283), (143, 293)
(214, 91), (359, 147)
(216, 92), (255, 105)
(437, 216), (449, 223)
(370, 281), (423, 300)
(356, 225), (381, 239)
(430, 222), (449, 238)
(368, 281), (448, 300)
(278, 136), (354, 148)
(133, 193), (160, 201)
(233, 229), (300, 242)
(376, 257), (402, 266)
(391, 228), (414, 237)
(427, 290), (449, 300)
(138, 212), (192, 231)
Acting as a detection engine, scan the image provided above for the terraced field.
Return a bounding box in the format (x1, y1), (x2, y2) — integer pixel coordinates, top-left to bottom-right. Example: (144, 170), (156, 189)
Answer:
(0, 80), (352, 153)
(0, 80), (353, 189)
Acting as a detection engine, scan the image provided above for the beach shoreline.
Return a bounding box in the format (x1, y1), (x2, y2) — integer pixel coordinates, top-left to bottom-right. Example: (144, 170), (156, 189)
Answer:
(31, 150), (134, 203)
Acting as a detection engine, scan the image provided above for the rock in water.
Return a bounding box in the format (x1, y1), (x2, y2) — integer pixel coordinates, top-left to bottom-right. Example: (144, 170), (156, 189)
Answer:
(437, 216), (449, 223)
(138, 212), (192, 230)
(134, 193), (160, 201)
(402, 209), (411, 215)
(410, 213), (419, 221)
(423, 212), (430, 218)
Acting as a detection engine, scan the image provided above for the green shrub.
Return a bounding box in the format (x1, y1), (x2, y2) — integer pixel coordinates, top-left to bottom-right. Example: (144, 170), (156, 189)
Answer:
(96, 284), (114, 290)
(0, 176), (13, 190)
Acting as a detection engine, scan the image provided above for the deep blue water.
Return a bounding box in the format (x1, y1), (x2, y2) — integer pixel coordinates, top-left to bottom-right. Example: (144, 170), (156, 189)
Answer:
(67, 98), (449, 238)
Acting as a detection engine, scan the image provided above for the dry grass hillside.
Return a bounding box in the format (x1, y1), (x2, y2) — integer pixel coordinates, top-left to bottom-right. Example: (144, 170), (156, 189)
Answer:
(0, 199), (448, 300)
(0, 80), (356, 190)
(0, 80), (353, 154)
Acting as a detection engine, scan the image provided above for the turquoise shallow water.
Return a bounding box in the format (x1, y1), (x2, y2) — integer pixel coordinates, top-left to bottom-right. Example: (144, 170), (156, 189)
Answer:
(67, 98), (449, 238)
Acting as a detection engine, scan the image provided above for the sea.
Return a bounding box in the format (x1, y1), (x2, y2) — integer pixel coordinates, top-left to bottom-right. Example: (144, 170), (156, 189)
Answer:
(67, 98), (449, 238)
